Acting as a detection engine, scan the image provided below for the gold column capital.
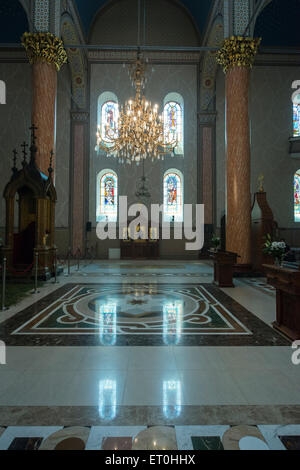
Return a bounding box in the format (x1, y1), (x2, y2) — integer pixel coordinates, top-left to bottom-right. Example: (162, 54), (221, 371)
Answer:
(216, 36), (261, 73)
(21, 32), (67, 71)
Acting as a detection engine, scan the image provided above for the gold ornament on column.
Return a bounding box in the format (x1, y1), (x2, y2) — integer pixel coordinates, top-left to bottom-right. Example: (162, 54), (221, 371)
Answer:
(258, 174), (265, 192)
(21, 32), (67, 71)
(216, 36), (261, 73)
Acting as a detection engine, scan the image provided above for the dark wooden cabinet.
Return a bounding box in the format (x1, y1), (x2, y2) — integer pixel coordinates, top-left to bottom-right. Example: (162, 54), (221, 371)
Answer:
(264, 264), (300, 340)
(210, 250), (238, 288)
(121, 240), (159, 259)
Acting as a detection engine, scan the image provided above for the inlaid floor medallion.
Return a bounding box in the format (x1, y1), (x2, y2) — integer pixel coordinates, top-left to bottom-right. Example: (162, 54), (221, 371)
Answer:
(0, 283), (289, 346)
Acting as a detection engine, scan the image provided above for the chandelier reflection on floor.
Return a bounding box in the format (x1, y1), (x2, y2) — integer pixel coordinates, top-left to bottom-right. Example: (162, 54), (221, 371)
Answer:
(96, 51), (177, 164)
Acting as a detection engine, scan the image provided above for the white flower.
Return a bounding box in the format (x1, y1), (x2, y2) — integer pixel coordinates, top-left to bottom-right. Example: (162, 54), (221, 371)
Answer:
(270, 241), (285, 251)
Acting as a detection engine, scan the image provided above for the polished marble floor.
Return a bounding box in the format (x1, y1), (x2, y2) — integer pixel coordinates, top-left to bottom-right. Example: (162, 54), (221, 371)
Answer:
(1, 282), (287, 346)
(0, 424), (300, 450)
(0, 260), (299, 449)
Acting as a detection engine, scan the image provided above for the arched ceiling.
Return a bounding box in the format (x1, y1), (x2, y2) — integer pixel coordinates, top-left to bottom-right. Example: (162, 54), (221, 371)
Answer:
(74, 0), (213, 40)
(1, 0), (300, 49)
(0, 0), (28, 43)
(254, 0), (300, 47)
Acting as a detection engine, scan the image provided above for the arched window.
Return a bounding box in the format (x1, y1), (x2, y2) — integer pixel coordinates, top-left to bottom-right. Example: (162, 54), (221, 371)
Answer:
(293, 103), (300, 137)
(97, 92), (119, 147)
(294, 170), (300, 222)
(163, 169), (183, 222)
(163, 93), (184, 155)
(96, 170), (118, 222)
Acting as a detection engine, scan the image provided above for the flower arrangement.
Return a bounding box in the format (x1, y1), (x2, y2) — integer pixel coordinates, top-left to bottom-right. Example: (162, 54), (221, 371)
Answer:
(211, 234), (221, 251)
(21, 32), (67, 71)
(263, 234), (286, 266)
(216, 36), (261, 73)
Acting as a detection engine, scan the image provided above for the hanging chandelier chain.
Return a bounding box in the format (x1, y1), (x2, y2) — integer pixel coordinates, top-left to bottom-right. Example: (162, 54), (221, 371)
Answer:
(96, 1), (177, 164)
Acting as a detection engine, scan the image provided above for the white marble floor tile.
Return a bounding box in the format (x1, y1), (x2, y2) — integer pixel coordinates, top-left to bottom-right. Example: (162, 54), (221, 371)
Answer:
(173, 347), (226, 371)
(79, 347), (130, 371)
(230, 368), (300, 405)
(123, 369), (182, 406)
(0, 370), (75, 406)
(221, 282), (276, 326)
(127, 347), (177, 370)
(66, 369), (127, 406)
(179, 369), (249, 406)
(0, 369), (26, 396)
(212, 347), (296, 371)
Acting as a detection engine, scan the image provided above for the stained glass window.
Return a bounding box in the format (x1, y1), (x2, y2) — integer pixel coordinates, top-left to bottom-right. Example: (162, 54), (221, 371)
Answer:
(295, 170), (300, 222)
(97, 92), (119, 151)
(163, 102), (183, 154)
(101, 100), (119, 143)
(163, 169), (183, 222)
(163, 93), (184, 155)
(293, 104), (300, 137)
(96, 170), (118, 222)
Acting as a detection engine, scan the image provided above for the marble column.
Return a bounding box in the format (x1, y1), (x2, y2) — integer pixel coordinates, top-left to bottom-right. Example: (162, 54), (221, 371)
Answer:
(217, 36), (260, 267)
(70, 111), (89, 255)
(31, 61), (57, 174)
(22, 32), (67, 175)
(198, 113), (216, 252)
(226, 65), (251, 265)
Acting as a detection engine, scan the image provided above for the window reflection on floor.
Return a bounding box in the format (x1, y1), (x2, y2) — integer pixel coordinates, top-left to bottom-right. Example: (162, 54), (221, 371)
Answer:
(98, 303), (117, 346)
(163, 380), (182, 419)
(98, 380), (117, 420)
(163, 301), (182, 345)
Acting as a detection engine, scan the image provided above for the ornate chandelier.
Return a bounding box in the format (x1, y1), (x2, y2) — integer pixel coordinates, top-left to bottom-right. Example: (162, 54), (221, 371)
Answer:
(96, 52), (177, 164)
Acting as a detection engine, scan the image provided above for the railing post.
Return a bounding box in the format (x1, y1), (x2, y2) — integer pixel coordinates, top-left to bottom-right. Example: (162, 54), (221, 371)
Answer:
(77, 248), (80, 271)
(67, 247), (71, 276)
(32, 252), (40, 294)
(1, 257), (8, 311)
(53, 248), (59, 284)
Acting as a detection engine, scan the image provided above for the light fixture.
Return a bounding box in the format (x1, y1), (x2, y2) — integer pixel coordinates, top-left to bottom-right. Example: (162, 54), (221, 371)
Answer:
(96, 50), (177, 164)
(135, 159), (151, 199)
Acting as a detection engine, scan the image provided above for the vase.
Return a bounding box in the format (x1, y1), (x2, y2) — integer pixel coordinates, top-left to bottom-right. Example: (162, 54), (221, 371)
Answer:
(274, 257), (283, 267)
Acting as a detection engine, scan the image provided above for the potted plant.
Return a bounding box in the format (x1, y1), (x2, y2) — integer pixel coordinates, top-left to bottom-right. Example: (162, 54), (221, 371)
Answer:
(263, 234), (286, 266)
(211, 234), (221, 252)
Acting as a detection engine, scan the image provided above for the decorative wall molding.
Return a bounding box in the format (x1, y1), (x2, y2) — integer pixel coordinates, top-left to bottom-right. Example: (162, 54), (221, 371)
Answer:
(32, 0), (62, 36)
(233, 0), (250, 36)
(199, 17), (224, 112)
(88, 50), (202, 63)
(70, 111), (89, 122)
(198, 112), (217, 125)
(50, 0), (61, 37)
(61, 15), (87, 109)
(33, 0), (50, 32)
(64, 0), (87, 47)
(0, 50), (27, 61)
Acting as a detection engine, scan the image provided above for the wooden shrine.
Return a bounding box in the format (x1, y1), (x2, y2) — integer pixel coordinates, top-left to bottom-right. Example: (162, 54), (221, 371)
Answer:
(251, 176), (276, 272)
(263, 264), (300, 341)
(1, 125), (57, 279)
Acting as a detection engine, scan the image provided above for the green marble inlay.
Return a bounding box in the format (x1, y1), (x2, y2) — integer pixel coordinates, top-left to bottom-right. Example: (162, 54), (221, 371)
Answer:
(191, 436), (224, 450)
